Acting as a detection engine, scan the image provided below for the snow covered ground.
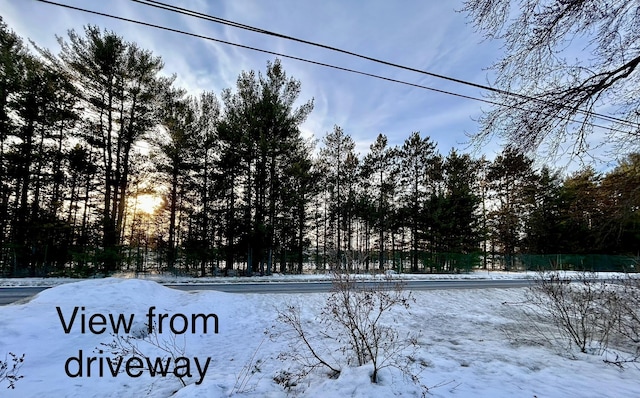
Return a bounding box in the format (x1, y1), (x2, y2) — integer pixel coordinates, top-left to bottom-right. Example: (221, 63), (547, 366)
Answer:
(1, 276), (638, 397)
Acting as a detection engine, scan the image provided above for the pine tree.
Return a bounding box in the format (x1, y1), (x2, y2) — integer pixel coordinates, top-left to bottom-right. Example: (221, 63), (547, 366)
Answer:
(0, 20), (25, 247)
(487, 147), (536, 270)
(557, 168), (601, 253)
(523, 167), (563, 254)
(152, 88), (198, 271)
(361, 134), (397, 270)
(1, 34), (78, 275)
(441, 150), (482, 261)
(598, 154), (640, 254)
(279, 140), (318, 273)
(192, 91), (220, 276)
(218, 59), (313, 275)
(318, 126), (358, 269)
(397, 132), (438, 272)
(49, 26), (167, 272)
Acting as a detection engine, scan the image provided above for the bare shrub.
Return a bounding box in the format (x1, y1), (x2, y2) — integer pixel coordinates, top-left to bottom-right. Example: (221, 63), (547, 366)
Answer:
(100, 322), (188, 386)
(614, 276), (640, 346)
(276, 272), (420, 385)
(506, 271), (640, 368)
(0, 352), (24, 389)
(231, 336), (266, 395)
(276, 304), (341, 381)
(525, 271), (616, 355)
(601, 275), (640, 366)
(323, 273), (416, 382)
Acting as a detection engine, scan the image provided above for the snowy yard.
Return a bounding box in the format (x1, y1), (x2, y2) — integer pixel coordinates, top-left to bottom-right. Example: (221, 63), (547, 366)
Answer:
(1, 277), (639, 397)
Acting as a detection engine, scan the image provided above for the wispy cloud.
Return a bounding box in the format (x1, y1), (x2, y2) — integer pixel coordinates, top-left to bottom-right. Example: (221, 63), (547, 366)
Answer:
(3, 0), (507, 159)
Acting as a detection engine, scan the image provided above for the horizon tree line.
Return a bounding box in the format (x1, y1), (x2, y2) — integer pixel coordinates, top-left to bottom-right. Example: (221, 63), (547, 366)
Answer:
(0, 19), (638, 277)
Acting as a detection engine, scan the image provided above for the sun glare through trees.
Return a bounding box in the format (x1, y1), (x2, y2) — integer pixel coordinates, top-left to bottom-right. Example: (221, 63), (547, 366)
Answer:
(133, 194), (163, 216)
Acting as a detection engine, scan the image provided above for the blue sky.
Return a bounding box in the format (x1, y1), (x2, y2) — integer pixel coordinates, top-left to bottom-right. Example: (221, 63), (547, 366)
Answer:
(3, 0), (505, 159)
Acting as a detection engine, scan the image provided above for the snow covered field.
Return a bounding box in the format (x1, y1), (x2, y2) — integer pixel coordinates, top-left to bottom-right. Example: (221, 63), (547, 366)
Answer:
(1, 277), (639, 397)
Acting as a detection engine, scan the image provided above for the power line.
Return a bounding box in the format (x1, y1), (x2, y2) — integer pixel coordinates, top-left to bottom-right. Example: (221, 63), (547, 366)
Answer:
(132, 0), (640, 131)
(27, 0), (499, 106)
(30, 0), (630, 135)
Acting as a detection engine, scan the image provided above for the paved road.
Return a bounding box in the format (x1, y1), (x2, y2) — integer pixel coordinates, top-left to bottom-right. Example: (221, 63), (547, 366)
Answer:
(167, 279), (533, 293)
(0, 279), (533, 305)
(0, 287), (51, 306)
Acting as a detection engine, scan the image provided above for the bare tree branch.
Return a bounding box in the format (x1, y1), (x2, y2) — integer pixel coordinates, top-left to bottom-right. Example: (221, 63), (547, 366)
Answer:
(463, 0), (640, 159)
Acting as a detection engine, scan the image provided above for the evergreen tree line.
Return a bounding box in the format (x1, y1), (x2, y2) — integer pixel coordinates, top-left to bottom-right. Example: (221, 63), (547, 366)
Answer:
(0, 20), (638, 277)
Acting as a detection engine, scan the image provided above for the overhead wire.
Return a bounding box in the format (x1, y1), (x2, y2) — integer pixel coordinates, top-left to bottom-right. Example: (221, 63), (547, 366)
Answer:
(31, 0), (634, 135)
(131, 0), (640, 131)
(28, 0), (508, 108)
